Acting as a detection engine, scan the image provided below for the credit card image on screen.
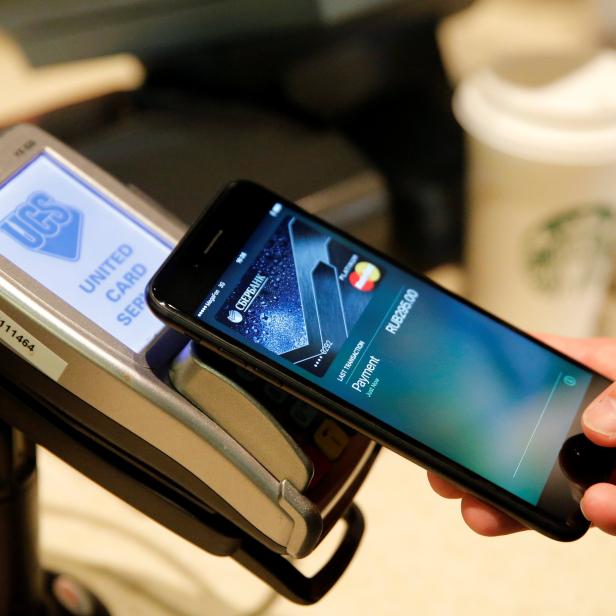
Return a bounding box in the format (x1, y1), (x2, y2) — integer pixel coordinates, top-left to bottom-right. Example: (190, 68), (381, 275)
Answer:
(147, 180), (616, 541)
(213, 215), (383, 377)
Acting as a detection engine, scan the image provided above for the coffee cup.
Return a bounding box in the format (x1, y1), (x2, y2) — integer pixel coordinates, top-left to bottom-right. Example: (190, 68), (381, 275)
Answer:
(454, 51), (616, 336)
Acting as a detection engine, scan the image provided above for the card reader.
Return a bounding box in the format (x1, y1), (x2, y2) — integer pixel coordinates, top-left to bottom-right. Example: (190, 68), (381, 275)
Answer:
(0, 125), (377, 583)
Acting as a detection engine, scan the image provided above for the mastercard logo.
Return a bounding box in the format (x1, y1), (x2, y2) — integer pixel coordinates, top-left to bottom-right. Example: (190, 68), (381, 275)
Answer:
(348, 261), (381, 292)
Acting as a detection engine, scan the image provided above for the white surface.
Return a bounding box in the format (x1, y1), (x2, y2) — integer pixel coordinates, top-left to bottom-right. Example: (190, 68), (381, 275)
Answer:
(39, 445), (616, 615)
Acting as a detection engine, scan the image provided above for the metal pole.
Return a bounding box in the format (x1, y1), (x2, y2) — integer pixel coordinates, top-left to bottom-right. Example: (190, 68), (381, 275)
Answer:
(0, 419), (45, 616)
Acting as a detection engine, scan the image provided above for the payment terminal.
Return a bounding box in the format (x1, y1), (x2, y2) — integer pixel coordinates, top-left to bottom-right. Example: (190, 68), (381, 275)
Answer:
(0, 124), (378, 606)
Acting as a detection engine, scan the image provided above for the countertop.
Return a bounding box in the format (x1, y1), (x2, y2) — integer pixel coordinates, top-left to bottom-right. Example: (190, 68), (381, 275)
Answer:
(39, 445), (616, 616)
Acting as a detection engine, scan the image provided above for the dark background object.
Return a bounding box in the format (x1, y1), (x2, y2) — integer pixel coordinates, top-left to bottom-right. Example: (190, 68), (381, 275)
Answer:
(25, 0), (471, 270)
(56, 98), (371, 221)
(0, 418), (110, 615)
(138, 2), (468, 268)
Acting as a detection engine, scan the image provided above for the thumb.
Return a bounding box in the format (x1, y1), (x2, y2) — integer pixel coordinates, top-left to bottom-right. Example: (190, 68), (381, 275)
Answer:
(582, 383), (616, 447)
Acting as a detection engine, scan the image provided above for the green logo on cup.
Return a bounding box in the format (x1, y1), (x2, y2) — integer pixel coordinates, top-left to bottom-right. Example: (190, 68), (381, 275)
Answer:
(524, 205), (616, 293)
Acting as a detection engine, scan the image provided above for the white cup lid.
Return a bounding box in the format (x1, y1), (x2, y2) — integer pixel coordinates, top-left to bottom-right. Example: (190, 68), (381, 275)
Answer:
(454, 50), (616, 165)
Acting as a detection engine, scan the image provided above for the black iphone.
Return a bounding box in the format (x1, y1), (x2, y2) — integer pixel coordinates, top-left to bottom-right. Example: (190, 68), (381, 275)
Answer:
(148, 180), (615, 541)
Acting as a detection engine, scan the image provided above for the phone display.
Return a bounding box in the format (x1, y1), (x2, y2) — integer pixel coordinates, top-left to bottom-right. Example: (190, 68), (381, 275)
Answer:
(148, 181), (614, 539)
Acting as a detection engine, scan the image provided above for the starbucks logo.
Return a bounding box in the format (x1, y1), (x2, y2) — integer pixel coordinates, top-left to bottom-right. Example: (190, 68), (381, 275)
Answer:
(524, 205), (616, 293)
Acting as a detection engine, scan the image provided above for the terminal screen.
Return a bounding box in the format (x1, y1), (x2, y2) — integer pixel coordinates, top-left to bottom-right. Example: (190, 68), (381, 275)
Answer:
(0, 152), (171, 352)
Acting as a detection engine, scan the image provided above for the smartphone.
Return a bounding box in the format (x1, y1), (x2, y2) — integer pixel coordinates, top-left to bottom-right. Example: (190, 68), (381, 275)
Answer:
(148, 180), (615, 541)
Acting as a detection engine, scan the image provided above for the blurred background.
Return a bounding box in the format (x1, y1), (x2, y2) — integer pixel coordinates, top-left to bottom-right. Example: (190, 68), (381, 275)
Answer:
(3, 1), (616, 614)
(0, 0), (471, 269)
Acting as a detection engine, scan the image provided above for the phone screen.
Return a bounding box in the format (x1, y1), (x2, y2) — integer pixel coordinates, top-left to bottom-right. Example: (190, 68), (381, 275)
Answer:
(192, 199), (601, 513)
(149, 182), (614, 536)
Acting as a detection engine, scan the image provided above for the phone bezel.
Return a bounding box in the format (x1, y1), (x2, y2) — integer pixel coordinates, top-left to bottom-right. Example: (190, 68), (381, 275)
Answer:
(148, 180), (613, 541)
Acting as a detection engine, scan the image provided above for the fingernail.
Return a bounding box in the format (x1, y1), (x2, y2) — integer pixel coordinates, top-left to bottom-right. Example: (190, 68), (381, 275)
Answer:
(583, 395), (616, 438)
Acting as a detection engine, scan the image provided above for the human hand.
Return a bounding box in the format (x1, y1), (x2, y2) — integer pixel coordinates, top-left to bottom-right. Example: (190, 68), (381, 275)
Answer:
(427, 334), (616, 536)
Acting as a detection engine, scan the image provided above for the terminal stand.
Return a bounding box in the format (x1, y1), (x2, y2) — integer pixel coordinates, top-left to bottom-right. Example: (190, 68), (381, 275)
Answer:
(0, 419), (109, 616)
(0, 125), (374, 612)
(0, 368), (368, 612)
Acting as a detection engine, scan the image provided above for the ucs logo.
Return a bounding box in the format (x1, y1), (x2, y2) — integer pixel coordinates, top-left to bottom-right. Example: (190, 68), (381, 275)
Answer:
(1, 192), (83, 261)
